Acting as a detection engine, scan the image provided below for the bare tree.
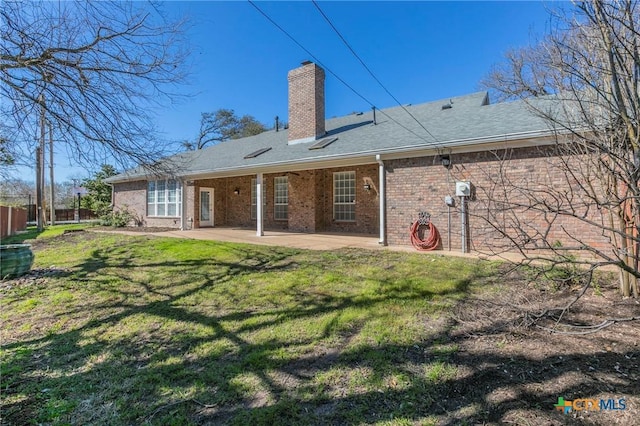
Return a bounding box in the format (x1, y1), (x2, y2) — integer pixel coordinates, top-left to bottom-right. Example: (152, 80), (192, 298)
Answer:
(183, 109), (267, 151)
(0, 178), (33, 206)
(0, 1), (189, 171)
(480, 1), (640, 298)
(0, 136), (15, 171)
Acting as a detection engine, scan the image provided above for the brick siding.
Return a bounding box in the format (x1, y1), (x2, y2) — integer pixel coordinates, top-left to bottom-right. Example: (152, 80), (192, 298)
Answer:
(190, 165), (379, 234)
(112, 180), (192, 229)
(385, 146), (613, 253)
(288, 63), (325, 142)
(113, 144), (614, 256)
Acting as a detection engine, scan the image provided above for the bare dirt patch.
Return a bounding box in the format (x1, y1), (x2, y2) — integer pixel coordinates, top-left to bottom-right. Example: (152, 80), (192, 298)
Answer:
(91, 226), (177, 233)
(443, 269), (640, 425)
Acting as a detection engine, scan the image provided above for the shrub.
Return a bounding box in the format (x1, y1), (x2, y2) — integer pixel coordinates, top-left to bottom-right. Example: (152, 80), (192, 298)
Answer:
(100, 208), (133, 227)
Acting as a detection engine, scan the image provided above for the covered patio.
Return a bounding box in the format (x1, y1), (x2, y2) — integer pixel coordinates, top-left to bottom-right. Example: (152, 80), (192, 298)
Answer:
(93, 226), (527, 262)
(131, 227), (385, 251)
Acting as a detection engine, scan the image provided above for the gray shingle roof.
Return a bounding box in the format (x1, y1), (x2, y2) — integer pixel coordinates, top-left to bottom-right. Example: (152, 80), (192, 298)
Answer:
(108, 91), (556, 183)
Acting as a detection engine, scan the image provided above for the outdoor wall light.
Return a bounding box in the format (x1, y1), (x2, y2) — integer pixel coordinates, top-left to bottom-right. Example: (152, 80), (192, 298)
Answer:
(234, 188), (240, 195)
(363, 183), (371, 191)
(440, 155), (451, 168)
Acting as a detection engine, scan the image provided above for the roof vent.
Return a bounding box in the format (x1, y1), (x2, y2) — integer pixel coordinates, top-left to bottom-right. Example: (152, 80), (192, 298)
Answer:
(244, 147), (272, 159)
(309, 137), (338, 150)
(442, 103), (452, 110)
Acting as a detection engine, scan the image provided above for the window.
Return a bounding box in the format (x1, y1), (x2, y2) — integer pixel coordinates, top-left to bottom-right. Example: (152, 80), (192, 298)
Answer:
(333, 171), (355, 221)
(148, 179), (181, 217)
(274, 176), (288, 220)
(251, 178), (266, 220)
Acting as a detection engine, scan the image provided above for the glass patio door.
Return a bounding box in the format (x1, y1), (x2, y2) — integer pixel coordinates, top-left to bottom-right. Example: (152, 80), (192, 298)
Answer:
(200, 188), (214, 227)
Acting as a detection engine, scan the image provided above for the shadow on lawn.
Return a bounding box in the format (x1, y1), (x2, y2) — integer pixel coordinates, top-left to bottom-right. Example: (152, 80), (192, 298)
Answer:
(1, 239), (637, 425)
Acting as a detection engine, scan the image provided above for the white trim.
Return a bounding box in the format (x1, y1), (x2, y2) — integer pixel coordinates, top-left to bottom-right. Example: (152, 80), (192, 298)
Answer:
(179, 135), (558, 181)
(273, 176), (288, 221)
(147, 179), (182, 218)
(251, 178), (266, 220)
(256, 173), (264, 236)
(109, 132), (562, 184)
(333, 171), (356, 222)
(199, 187), (214, 227)
(376, 155), (386, 245)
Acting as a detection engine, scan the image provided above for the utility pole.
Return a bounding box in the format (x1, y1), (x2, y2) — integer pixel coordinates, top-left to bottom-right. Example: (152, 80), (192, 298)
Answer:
(49, 121), (55, 225)
(36, 94), (45, 231)
(35, 146), (42, 229)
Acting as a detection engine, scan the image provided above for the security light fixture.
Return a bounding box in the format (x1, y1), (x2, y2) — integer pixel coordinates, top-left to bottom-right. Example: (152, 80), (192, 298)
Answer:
(234, 188), (240, 195)
(363, 183), (371, 191)
(440, 155), (451, 168)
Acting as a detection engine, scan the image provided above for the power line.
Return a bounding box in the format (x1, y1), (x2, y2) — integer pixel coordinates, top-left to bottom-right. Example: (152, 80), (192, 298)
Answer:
(311, 0), (439, 143)
(247, 1), (374, 109)
(247, 0), (439, 146)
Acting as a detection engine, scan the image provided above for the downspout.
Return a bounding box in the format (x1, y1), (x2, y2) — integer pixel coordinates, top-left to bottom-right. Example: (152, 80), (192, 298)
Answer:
(256, 172), (264, 236)
(376, 154), (387, 245)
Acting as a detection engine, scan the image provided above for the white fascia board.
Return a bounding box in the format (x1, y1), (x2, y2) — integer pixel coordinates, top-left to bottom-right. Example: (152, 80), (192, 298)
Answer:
(183, 156), (377, 180)
(378, 134), (559, 161)
(113, 129), (562, 183)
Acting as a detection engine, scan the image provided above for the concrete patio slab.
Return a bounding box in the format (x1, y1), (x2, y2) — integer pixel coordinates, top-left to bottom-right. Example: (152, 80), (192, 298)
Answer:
(152, 228), (384, 251)
(92, 226), (531, 264)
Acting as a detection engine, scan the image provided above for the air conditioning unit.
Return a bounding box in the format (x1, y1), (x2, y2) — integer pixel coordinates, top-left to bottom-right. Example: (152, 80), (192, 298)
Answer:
(455, 181), (471, 197)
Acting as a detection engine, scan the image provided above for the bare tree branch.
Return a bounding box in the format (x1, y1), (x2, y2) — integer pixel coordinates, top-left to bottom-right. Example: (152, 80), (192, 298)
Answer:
(183, 109), (267, 151)
(478, 1), (640, 298)
(0, 1), (190, 173)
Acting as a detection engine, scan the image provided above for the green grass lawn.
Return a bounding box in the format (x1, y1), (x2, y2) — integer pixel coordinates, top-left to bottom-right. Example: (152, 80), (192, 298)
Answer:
(1, 223), (93, 245)
(1, 227), (497, 425)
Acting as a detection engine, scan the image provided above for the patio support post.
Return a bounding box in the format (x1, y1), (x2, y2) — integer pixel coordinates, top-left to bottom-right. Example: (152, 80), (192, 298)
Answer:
(376, 154), (387, 245)
(256, 172), (264, 236)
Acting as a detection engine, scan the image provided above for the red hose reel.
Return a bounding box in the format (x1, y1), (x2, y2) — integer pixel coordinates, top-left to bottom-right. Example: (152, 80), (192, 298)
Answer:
(410, 212), (441, 251)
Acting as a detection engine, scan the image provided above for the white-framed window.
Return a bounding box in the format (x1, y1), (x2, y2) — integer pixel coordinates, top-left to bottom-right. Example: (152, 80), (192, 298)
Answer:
(148, 179), (181, 217)
(274, 176), (288, 220)
(333, 171), (356, 221)
(251, 178), (266, 220)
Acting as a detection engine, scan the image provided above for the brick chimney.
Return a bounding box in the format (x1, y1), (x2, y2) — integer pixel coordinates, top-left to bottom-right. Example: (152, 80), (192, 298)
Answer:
(287, 61), (325, 144)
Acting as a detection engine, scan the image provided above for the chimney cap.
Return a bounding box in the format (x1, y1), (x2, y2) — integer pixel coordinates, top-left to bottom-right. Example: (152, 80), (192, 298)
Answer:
(301, 60), (313, 66)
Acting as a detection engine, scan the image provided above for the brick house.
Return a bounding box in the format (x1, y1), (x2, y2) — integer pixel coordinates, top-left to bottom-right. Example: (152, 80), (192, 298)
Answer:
(107, 61), (607, 252)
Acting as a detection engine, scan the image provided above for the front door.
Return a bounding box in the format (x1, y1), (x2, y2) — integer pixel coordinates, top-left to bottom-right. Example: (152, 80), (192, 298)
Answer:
(200, 188), (214, 227)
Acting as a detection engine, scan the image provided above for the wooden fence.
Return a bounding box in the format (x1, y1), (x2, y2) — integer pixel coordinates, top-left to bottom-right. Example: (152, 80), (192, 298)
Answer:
(21, 205), (98, 223)
(0, 206), (28, 239)
(53, 208), (98, 222)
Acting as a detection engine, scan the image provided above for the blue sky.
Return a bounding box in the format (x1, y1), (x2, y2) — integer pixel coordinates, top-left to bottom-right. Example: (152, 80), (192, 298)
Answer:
(53, 1), (554, 182)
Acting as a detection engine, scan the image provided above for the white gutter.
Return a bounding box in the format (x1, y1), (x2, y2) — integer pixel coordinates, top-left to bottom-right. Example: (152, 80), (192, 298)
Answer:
(179, 132), (559, 181)
(376, 154), (386, 246)
(106, 129), (563, 184)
